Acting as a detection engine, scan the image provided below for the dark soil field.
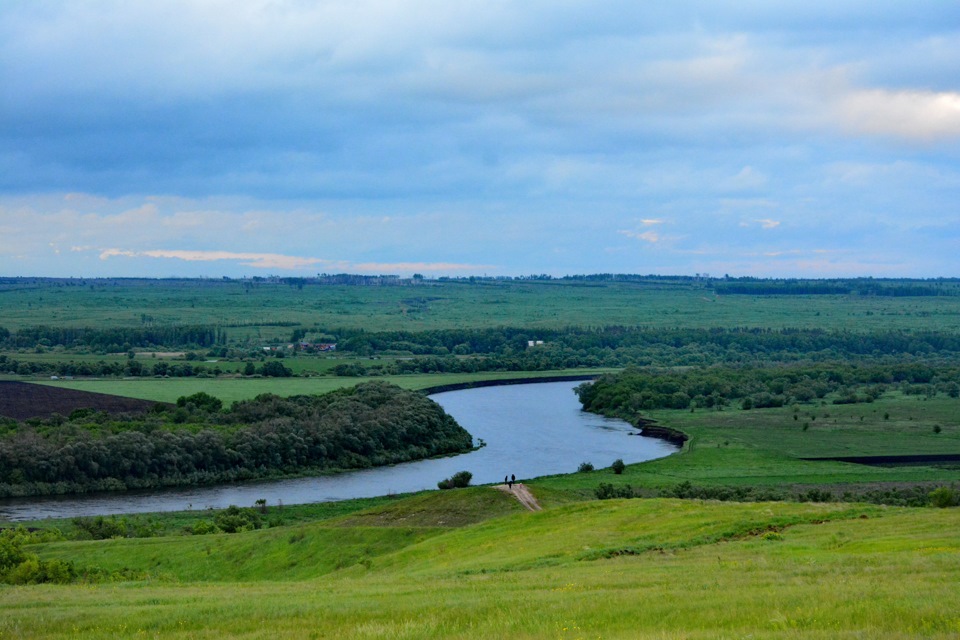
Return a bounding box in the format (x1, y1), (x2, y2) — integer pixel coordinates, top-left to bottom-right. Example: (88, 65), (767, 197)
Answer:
(0, 381), (164, 420)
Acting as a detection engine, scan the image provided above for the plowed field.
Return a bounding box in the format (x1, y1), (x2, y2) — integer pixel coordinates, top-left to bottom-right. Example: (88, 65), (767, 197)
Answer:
(0, 381), (163, 420)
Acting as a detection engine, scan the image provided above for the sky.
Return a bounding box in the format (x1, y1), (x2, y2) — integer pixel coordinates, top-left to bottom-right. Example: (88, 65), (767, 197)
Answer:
(1, 1), (959, 279)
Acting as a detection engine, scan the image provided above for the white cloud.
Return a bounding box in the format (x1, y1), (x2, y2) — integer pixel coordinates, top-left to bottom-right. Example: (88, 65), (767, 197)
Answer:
(100, 248), (331, 270)
(96, 248), (491, 274)
(835, 89), (960, 141)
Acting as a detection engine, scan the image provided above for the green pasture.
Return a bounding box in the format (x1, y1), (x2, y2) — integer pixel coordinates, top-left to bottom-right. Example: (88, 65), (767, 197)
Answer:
(5, 278), (960, 335)
(537, 393), (960, 497)
(5, 496), (959, 638)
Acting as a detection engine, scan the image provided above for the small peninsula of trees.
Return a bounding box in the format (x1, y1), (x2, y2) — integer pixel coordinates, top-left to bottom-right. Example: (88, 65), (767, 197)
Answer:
(0, 382), (472, 497)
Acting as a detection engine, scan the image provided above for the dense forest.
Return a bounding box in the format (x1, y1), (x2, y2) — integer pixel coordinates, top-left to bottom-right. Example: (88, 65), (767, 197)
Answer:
(0, 382), (472, 497)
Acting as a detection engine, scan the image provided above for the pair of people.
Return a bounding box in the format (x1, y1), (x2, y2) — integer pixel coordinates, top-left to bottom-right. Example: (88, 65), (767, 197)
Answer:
(504, 473), (516, 489)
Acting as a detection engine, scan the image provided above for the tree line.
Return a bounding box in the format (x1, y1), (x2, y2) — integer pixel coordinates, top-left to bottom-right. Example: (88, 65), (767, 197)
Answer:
(576, 362), (960, 416)
(330, 327), (960, 376)
(2, 325), (224, 350)
(333, 326), (960, 358)
(0, 355), (292, 378)
(712, 280), (956, 296)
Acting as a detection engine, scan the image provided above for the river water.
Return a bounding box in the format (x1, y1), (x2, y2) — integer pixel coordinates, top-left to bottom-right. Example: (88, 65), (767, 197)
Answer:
(0, 380), (677, 521)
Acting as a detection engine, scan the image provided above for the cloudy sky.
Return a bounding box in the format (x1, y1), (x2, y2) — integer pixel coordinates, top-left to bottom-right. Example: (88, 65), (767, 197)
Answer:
(2, 1), (959, 278)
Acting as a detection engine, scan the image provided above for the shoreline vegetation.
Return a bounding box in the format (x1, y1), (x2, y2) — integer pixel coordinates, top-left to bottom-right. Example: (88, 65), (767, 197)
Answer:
(0, 382), (473, 498)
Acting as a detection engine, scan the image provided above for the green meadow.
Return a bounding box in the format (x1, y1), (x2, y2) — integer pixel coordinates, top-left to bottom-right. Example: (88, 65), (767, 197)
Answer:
(536, 393), (960, 501)
(33, 369), (612, 404)
(3, 494), (959, 639)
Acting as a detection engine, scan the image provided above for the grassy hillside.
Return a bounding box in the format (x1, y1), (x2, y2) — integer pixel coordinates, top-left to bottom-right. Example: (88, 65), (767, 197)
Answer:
(4, 493), (959, 638)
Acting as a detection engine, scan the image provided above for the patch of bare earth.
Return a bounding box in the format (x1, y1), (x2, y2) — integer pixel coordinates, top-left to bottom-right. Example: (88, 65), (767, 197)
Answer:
(496, 483), (542, 511)
(0, 381), (165, 420)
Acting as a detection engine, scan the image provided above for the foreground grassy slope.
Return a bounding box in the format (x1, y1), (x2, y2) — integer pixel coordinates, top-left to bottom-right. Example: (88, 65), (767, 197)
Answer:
(6, 495), (959, 639)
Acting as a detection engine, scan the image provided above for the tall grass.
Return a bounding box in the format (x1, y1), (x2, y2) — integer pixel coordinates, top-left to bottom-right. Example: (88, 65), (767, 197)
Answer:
(6, 498), (959, 638)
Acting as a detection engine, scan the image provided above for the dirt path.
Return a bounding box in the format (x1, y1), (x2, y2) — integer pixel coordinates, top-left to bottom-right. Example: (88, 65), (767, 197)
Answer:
(495, 483), (542, 511)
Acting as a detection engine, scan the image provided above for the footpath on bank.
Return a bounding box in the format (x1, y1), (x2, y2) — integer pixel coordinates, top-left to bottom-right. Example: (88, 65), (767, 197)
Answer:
(496, 483), (542, 511)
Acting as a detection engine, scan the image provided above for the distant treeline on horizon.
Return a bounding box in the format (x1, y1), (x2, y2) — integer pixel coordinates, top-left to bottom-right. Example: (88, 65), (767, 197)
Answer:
(2, 274), (959, 293)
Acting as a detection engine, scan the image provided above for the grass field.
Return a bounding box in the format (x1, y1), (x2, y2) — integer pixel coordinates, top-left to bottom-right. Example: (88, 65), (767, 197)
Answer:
(4, 493), (959, 638)
(5, 278), (960, 336)
(30, 369), (613, 404)
(533, 393), (960, 500)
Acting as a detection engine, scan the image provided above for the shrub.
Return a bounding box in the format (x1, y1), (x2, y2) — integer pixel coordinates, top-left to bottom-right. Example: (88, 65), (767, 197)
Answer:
(611, 459), (626, 475)
(213, 505), (263, 533)
(577, 462), (595, 473)
(595, 482), (635, 499)
(185, 519), (221, 535)
(450, 471), (472, 487)
(797, 489), (833, 503)
(929, 486), (958, 508)
(0, 530), (76, 585)
(5, 557), (75, 585)
(438, 470), (472, 489)
(71, 516), (128, 540)
(70, 515), (159, 540)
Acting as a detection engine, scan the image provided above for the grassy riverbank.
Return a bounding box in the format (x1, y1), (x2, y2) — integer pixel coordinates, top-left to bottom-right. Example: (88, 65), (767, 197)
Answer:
(535, 392), (960, 501)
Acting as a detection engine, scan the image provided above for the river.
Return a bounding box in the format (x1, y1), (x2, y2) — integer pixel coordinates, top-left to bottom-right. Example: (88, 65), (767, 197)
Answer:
(0, 380), (677, 521)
